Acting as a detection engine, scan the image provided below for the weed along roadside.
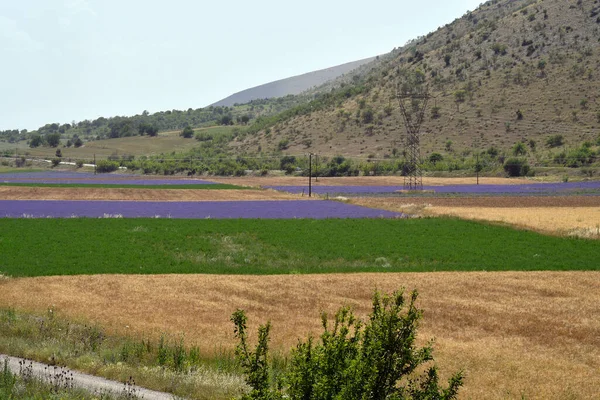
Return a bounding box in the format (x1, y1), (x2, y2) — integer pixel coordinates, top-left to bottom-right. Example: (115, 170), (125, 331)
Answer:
(0, 354), (174, 400)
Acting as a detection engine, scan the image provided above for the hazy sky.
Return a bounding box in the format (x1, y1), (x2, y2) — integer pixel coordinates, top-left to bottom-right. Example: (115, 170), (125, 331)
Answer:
(0, 0), (482, 131)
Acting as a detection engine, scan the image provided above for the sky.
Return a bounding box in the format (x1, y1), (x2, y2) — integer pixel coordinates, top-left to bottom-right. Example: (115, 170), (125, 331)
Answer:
(0, 0), (483, 131)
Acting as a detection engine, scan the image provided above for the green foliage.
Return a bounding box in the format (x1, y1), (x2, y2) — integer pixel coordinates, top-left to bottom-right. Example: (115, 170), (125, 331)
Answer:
(546, 134), (564, 148)
(51, 158), (61, 167)
(277, 139), (290, 151)
(553, 143), (596, 167)
(361, 108), (374, 124)
(491, 42), (507, 55)
(512, 141), (527, 156)
(233, 290), (463, 400)
(503, 157), (530, 177)
(29, 134), (42, 148)
(46, 133), (61, 147)
(95, 160), (119, 173)
(181, 125), (195, 138)
(429, 153), (444, 164)
(73, 137), (83, 148)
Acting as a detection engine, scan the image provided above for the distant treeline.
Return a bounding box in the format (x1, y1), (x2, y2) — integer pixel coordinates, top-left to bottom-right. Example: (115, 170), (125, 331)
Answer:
(0, 94), (312, 145)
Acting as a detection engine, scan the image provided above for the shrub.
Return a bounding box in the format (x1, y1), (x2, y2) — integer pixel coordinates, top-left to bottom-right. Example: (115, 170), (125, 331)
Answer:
(95, 160), (119, 173)
(504, 157), (530, 177)
(546, 134), (564, 148)
(181, 126), (194, 138)
(277, 139), (289, 151)
(429, 152), (444, 164)
(512, 141), (527, 156)
(51, 158), (61, 167)
(76, 160), (84, 168)
(232, 290), (463, 400)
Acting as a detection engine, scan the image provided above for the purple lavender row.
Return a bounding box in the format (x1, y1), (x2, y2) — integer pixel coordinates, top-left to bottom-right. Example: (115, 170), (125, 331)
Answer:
(1, 178), (217, 185)
(0, 171), (217, 184)
(0, 200), (404, 219)
(0, 172), (128, 179)
(266, 181), (600, 194)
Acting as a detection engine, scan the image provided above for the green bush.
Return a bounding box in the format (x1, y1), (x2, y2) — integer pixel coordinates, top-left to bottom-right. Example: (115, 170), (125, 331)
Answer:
(232, 289), (463, 400)
(95, 160), (119, 173)
(504, 157), (530, 177)
(546, 134), (564, 148)
(51, 158), (61, 167)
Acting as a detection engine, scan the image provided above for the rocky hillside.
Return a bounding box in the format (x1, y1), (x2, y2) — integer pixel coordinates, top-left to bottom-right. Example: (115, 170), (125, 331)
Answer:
(234, 0), (600, 161)
(210, 57), (376, 107)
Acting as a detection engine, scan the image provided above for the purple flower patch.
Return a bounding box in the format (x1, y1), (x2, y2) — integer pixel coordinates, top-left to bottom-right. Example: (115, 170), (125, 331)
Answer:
(0, 171), (217, 185)
(0, 200), (404, 219)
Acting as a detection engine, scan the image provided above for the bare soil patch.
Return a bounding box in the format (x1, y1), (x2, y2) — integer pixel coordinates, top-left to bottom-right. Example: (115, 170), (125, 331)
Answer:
(210, 176), (533, 187)
(0, 187), (302, 201)
(0, 272), (598, 399)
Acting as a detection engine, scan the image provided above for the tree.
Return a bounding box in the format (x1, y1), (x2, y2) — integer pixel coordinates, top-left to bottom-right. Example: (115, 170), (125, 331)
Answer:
(241, 115), (250, 125)
(74, 138), (83, 148)
(55, 149), (62, 158)
(181, 126), (194, 138)
(146, 125), (159, 137)
(504, 158), (530, 177)
(46, 133), (61, 147)
(429, 153), (444, 164)
(29, 134), (43, 148)
(232, 289), (463, 400)
(444, 54), (451, 67)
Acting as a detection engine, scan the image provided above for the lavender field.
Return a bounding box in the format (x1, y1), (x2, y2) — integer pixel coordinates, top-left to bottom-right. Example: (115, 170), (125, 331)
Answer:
(266, 181), (600, 195)
(0, 200), (404, 219)
(0, 171), (217, 185)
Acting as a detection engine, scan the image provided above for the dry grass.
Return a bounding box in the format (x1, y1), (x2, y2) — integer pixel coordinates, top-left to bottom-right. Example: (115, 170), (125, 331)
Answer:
(0, 272), (598, 399)
(210, 176), (533, 187)
(427, 206), (600, 238)
(351, 196), (600, 209)
(348, 197), (600, 238)
(0, 187), (304, 201)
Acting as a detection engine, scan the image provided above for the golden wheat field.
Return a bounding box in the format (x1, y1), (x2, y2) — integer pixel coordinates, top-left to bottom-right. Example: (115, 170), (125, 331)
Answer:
(1, 272), (598, 399)
(349, 196), (600, 238)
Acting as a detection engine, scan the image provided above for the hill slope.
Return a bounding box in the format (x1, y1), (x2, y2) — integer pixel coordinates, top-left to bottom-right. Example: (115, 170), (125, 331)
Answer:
(235, 0), (600, 161)
(210, 57), (376, 107)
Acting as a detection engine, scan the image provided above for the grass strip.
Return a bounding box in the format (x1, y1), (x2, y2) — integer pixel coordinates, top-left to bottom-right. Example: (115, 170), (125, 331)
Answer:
(0, 218), (597, 276)
(0, 308), (245, 400)
(0, 183), (248, 190)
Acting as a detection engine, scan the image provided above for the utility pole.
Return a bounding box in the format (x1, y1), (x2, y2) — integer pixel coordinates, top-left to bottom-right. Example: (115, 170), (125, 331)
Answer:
(94, 154), (96, 175)
(308, 153), (313, 197)
(476, 153), (479, 185)
(397, 83), (430, 190)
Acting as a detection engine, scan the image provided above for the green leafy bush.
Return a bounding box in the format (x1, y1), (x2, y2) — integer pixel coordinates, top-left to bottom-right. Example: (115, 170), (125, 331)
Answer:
(504, 157), (530, 177)
(232, 289), (463, 400)
(95, 160), (119, 173)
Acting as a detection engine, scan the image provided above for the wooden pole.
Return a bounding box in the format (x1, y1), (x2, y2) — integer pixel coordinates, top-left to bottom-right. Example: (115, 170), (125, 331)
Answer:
(308, 153), (312, 197)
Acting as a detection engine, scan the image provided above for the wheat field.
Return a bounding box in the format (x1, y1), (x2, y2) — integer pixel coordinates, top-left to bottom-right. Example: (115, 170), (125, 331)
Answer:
(1, 272), (598, 399)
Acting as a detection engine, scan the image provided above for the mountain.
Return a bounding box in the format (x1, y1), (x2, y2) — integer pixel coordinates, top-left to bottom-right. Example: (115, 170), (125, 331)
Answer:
(234, 0), (600, 160)
(210, 57), (377, 107)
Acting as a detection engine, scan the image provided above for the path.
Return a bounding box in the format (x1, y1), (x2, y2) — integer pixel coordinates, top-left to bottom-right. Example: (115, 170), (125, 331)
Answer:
(1, 354), (177, 399)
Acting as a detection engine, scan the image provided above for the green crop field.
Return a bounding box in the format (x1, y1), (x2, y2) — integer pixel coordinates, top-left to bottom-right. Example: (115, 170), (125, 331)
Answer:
(0, 183), (246, 190)
(0, 218), (597, 277)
